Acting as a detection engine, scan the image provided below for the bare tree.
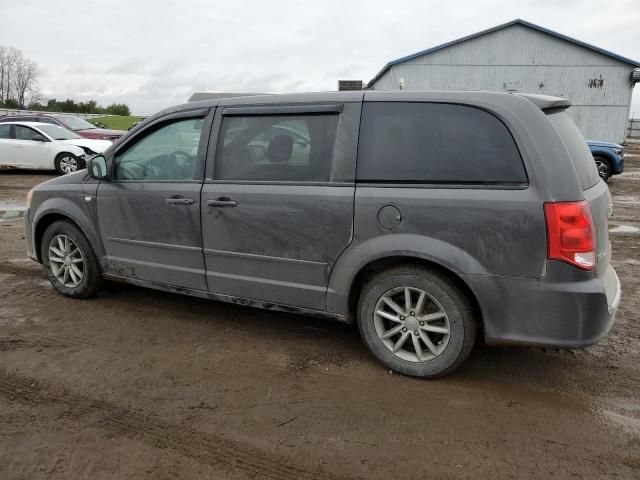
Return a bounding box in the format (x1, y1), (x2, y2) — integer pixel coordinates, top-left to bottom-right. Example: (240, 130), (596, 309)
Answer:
(0, 46), (8, 103)
(13, 56), (38, 107)
(0, 46), (39, 107)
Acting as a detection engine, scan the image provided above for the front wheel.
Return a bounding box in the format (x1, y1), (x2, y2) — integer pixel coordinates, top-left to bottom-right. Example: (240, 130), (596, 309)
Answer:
(41, 220), (103, 298)
(594, 156), (611, 182)
(357, 266), (476, 378)
(54, 153), (83, 175)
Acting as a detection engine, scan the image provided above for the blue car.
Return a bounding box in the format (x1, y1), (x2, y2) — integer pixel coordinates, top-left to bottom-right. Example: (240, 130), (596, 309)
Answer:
(587, 140), (624, 182)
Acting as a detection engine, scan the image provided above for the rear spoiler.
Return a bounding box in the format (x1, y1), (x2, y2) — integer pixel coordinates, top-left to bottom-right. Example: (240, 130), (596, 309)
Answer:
(512, 93), (571, 110)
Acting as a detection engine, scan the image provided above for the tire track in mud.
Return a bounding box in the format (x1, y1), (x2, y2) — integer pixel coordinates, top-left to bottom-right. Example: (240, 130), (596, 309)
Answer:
(0, 371), (356, 480)
(0, 334), (96, 351)
(0, 262), (43, 278)
(3, 327), (640, 410)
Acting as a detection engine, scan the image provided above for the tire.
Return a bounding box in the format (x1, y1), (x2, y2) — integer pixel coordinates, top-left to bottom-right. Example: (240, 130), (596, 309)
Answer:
(41, 220), (103, 298)
(54, 152), (82, 175)
(357, 266), (476, 378)
(594, 156), (611, 182)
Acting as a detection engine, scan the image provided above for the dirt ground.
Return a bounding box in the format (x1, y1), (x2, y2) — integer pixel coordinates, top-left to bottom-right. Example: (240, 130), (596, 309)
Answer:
(0, 146), (639, 480)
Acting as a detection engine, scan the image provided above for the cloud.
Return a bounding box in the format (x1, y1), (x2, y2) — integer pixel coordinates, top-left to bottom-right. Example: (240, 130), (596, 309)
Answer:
(2, 0), (638, 115)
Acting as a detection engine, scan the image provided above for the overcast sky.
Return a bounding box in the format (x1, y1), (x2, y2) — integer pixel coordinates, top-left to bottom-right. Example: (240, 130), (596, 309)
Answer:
(1, 0), (639, 116)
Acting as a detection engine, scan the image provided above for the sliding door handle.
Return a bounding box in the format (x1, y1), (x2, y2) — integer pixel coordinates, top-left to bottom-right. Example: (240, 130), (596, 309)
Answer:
(207, 197), (237, 208)
(166, 197), (194, 205)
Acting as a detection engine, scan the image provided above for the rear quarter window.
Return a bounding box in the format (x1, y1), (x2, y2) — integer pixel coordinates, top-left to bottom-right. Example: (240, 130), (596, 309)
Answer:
(546, 109), (600, 190)
(357, 102), (527, 184)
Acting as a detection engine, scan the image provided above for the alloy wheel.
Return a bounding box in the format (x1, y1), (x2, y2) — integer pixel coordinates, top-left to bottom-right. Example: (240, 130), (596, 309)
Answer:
(373, 286), (451, 363)
(48, 234), (84, 288)
(59, 155), (78, 174)
(595, 158), (609, 179)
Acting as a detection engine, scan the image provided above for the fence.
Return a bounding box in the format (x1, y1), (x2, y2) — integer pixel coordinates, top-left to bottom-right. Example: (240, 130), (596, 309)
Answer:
(0, 108), (110, 120)
(627, 119), (640, 139)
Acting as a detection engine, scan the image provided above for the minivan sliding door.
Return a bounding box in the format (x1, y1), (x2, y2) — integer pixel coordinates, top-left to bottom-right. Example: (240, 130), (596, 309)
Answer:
(201, 103), (360, 310)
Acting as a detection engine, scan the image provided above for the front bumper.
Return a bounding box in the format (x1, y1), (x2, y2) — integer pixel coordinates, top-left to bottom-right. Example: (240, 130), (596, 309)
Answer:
(24, 208), (38, 262)
(464, 262), (621, 348)
(612, 153), (624, 175)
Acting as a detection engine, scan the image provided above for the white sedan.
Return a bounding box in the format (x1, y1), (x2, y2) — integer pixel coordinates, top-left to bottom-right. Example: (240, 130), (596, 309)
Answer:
(0, 122), (113, 175)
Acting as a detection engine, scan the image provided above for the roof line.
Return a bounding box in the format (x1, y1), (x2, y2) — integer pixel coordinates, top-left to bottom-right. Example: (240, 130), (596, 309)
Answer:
(367, 18), (640, 87)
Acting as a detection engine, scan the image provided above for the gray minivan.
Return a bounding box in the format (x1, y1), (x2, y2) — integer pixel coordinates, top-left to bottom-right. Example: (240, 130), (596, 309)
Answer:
(24, 91), (621, 377)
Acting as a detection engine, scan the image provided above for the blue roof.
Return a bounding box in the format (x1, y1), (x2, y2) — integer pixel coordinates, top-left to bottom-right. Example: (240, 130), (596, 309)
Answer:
(367, 19), (640, 87)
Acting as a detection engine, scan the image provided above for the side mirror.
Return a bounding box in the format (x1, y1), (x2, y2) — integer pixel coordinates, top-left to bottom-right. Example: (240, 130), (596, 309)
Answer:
(295, 137), (308, 147)
(32, 134), (47, 142)
(87, 155), (109, 180)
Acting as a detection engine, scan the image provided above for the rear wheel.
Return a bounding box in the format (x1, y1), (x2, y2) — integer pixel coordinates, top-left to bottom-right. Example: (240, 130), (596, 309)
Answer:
(41, 220), (103, 298)
(357, 266), (476, 378)
(54, 153), (83, 175)
(594, 156), (611, 182)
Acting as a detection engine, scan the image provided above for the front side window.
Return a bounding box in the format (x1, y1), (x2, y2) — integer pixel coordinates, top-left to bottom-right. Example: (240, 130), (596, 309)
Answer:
(115, 118), (203, 181)
(357, 102), (527, 184)
(15, 125), (42, 141)
(215, 114), (339, 182)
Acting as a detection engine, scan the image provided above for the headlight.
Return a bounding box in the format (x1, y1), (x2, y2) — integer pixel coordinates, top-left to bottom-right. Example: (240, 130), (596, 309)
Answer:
(26, 189), (33, 208)
(613, 147), (623, 155)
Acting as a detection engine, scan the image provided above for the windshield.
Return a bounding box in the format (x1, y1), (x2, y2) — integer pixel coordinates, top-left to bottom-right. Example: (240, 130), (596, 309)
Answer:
(56, 116), (96, 131)
(37, 124), (82, 140)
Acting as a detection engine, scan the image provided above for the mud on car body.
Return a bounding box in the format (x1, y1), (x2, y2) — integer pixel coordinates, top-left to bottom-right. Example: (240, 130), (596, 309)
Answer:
(24, 90), (621, 377)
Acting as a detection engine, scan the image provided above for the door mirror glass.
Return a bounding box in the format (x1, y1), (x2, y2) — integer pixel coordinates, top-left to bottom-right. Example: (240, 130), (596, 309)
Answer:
(88, 155), (109, 179)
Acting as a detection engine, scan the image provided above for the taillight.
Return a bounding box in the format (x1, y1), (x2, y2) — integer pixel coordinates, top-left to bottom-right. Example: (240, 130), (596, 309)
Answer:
(544, 201), (596, 270)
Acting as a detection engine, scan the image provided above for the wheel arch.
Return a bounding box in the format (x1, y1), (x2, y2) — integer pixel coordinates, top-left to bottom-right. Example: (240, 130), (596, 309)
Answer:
(344, 255), (484, 330)
(327, 233), (486, 327)
(33, 202), (103, 263)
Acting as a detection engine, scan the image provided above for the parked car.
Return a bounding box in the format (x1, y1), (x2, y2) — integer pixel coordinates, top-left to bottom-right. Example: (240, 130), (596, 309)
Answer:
(0, 122), (111, 174)
(0, 113), (125, 140)
(23, 91), (620, 378)
(587, 140), (624, 181)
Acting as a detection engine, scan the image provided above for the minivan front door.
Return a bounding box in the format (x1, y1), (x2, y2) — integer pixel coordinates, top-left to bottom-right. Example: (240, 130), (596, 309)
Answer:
(201, 103), (360, 310)
(97, 114), (209, 290)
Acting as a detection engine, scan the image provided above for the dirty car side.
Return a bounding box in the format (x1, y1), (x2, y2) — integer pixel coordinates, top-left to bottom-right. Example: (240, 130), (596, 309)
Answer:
(24, 90), (619, 351)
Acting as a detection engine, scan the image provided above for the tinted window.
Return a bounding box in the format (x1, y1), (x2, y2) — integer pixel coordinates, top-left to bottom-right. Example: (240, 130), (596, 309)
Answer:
(546, 109), (599, 190)
(15, 125), (42, 141)
(357, 102), (527, 184)
(115, 118), (203, 181)
(0, 125), (10, 139)
(215, 114), (339, 182)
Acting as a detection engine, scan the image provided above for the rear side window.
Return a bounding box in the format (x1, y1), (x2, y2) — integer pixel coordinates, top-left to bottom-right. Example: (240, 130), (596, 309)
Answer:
(546, 109), (599, 190)
(215, 114), (339, 182)
(0, 125), (10, 139)
(357, 102), (527, 184)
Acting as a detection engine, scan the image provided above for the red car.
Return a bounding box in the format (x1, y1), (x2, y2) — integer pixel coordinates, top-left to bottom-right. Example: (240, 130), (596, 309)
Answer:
(0, 113), (125, 140)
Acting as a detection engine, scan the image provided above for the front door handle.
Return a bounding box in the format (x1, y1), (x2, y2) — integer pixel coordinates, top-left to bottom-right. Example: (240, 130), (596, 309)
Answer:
(207, 197), (237, 208)
(166, 197), (194, 205)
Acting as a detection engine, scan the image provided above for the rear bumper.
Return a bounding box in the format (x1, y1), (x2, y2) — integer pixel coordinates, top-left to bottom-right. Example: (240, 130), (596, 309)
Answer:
(464, 263), (620, 348)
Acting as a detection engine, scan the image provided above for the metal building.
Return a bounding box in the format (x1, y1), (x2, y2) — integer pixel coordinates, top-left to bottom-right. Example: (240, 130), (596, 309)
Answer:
(368, 19), (640, 143)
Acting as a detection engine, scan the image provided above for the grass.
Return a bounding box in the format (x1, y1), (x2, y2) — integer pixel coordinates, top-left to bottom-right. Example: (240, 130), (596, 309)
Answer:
(88, 115), (142, 131)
